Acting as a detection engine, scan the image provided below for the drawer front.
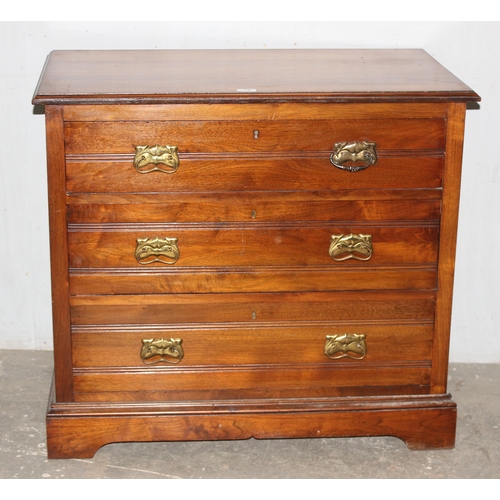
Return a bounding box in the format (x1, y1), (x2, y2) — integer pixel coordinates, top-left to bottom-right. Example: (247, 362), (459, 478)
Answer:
(72, 323), (433, 400)
(63, 103), (446, 403)
(72, 364), (432, 402)
(68, 224), (439, 269)
(70, 291), (435, 400)
(69, 267), (437, 294)
(72, 323), (434, 368)
(66, 156), (444, 194)
(67, 196), (442, 224)
(69, 291), (436, 325)
(64, 119), (445, 155)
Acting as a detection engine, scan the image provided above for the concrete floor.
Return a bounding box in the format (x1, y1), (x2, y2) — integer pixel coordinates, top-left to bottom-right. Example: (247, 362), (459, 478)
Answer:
(1, 349), (499, 479)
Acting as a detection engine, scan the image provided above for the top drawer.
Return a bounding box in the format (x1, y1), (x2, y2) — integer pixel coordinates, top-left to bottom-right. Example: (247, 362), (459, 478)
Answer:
(64, 118), (445, 155)
(63, 102), (447, 155)
(64, 103), (447, 194)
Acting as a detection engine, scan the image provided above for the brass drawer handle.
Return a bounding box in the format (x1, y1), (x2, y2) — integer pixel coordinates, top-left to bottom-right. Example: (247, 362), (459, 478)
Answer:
(134, 144), (179, 174)
(325, 334), (367, 360)
(135, 236), (180, 265)
(329, 233), (373, 261)
(141, 338), (184, 365)
(330, 141), (377, 172)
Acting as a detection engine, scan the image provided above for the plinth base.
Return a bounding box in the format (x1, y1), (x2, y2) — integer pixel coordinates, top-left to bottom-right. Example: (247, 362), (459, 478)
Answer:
(46, 381), (457, 459)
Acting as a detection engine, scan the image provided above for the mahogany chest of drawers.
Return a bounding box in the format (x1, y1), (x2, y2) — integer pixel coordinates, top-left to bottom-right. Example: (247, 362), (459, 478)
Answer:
(33, 49), (480, 459)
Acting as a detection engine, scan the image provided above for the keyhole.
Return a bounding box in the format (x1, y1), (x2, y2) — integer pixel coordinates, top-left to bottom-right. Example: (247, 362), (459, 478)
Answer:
(253, 130), (259, 139)
(251, 311), (257, 320)
(251, 210), (257, 219)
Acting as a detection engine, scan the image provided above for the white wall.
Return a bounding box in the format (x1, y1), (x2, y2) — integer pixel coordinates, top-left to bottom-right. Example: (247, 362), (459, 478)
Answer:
(0, 21), (498, 361)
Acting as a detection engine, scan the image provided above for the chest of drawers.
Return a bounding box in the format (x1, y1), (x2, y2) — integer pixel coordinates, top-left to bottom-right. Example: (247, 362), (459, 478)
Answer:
(33, 49), (480, 459)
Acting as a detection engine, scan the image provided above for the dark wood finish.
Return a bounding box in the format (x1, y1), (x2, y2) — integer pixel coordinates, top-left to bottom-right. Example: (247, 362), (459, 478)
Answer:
(72, 384), (433, 402)
(72, 365), (431, 397)
(67, 224), (438, 268)
(69, 267), (437, 294)
(69, 291), (436, 325)
(34, 49), (479, 458)
(62, 102), (450, 121)
(66, 197), (442, 224)
(64, 119), (446, 154)
(46, 390), (457, 459)
(33, 49), (479, 104)
(431, 103), (467, 394)
(65, 157), (445, 194)
(45, 106), (74, 402)
(72, 323), (434, 367)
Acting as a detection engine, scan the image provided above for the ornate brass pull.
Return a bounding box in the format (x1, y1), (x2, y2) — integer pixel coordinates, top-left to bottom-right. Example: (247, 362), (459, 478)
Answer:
(135, 236), (179, 265)
(329, 234), (373, 261)
(330, 141), (377, 172)
(141, 338), (184, 365)
(134, 145), (179, 174)
(325, 334), (367, 360)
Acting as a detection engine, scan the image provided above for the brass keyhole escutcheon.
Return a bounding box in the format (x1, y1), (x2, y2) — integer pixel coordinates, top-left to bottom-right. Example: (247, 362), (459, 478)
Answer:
(253, 130), (259, 139)
(251, 210), (257, 219)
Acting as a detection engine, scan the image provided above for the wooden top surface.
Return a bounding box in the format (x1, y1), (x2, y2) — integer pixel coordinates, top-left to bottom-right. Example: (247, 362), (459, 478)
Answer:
(33, 49), (480, 104)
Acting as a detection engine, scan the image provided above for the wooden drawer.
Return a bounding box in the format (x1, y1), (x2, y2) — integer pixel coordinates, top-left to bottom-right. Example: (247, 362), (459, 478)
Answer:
(64, 118), (446, 155)
(72, 363), (432, 402)
(72, 322), (434, 368)
(69, 291), (436, 325)
(66, 156), (445, 194)
(68, 224), (439, 269)
(66, 195), (442, 224)
(70, 267), (437, 294)
(71, 317), (434, 400)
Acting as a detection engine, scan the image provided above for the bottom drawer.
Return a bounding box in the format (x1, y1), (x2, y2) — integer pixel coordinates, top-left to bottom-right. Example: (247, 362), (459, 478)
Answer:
(72, 323), (434, 368)
(70, 290), (435, 401)
(73, 363), (432, 402)
(72, 327), (433, 400)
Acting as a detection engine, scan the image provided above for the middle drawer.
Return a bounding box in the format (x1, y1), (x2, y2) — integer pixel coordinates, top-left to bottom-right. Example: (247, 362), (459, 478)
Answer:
(68, 223), (438, 269)
(68, 222), (438, 293)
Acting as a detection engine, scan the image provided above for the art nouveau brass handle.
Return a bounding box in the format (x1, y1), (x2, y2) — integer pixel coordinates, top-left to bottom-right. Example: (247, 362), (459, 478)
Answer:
(135, 236), (180, 265)
(330, 141), (377, 172)
(325, 334), (367, 360)
(133, 145), (179, 174)
(329, 234), (373, 261)
(140, 338), (184, 365)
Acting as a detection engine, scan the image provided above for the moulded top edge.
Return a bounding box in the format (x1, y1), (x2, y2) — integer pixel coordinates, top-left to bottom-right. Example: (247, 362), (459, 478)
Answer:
(32, 91), (481, 106)
(32, 49), (481, 105)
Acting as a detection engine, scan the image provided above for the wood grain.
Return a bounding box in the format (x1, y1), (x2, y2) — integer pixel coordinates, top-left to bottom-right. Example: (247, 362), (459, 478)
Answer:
(67, 197), (442, 224)
(46, 392), (457, 458)
(62, 102), (450, 121)
(72, 364), (431, 395)
(69, 291), (436, 325)
(67, 224), (439, 268)
(72, 322), (434, 368)
(69, 267), (437, 294)
(64, 119), (445, 154)
(431, 103), (467, 393)
(65, 157), (445, 194)
(45, 106), (74, 402)
(33, 49), (479, 104)
(36, 49), (477, 457)
(72, 384), (432, 402)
